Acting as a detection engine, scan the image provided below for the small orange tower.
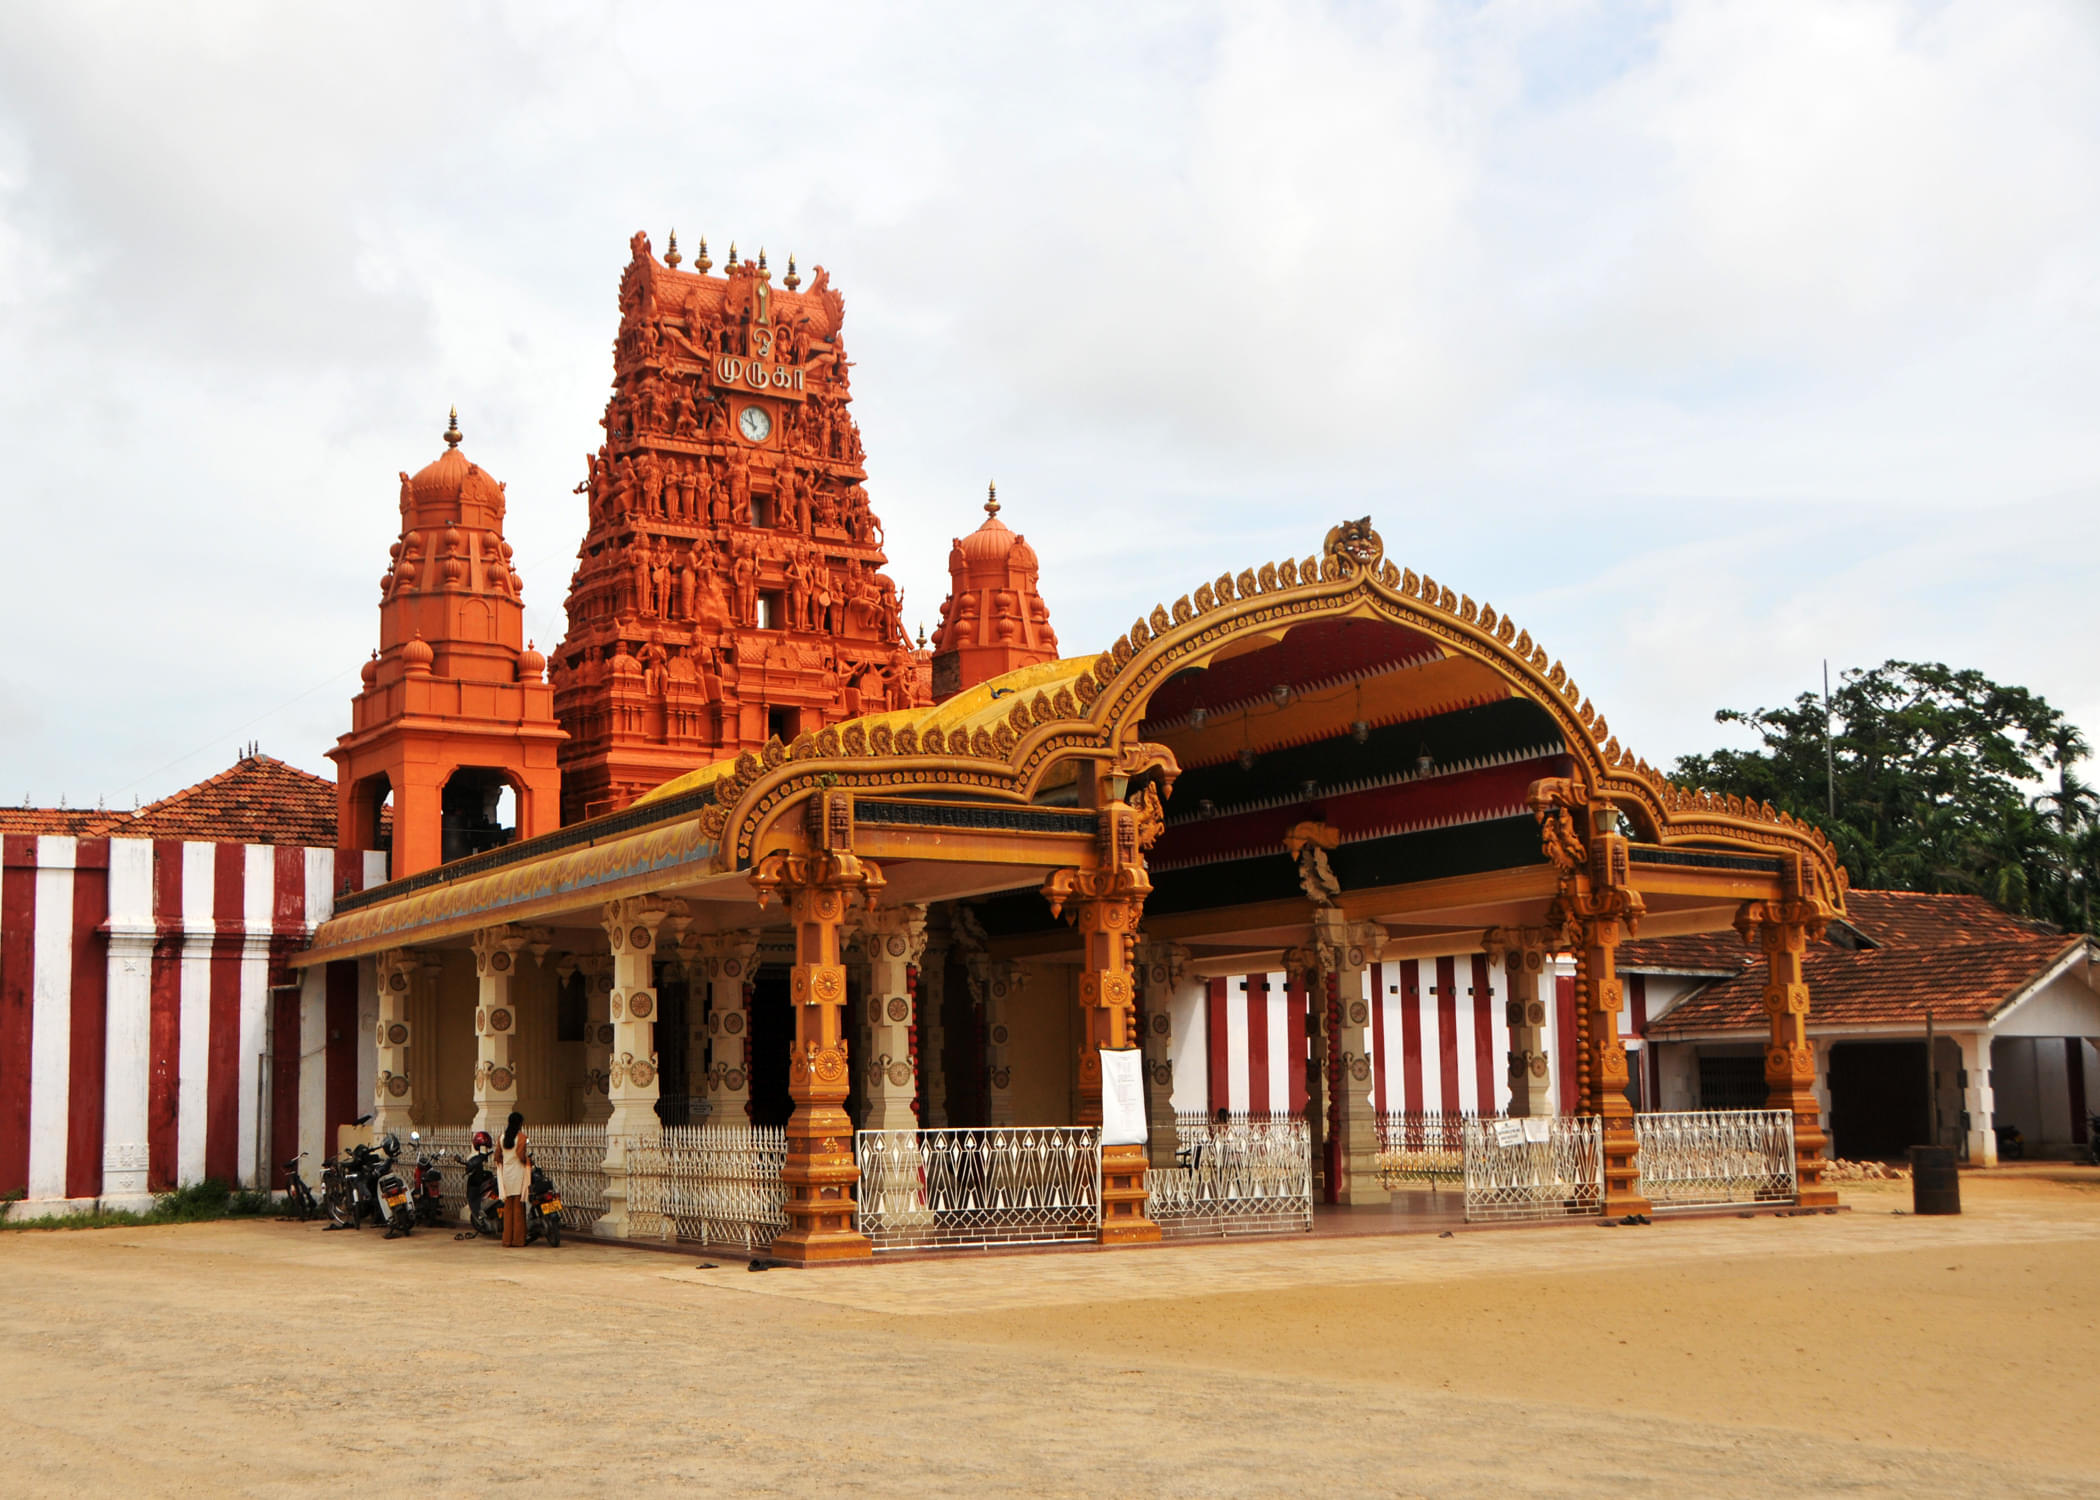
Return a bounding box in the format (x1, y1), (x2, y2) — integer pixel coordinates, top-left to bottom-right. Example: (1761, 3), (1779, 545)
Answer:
(928, 483), (1060, 701)
(330, 411), (565, 876)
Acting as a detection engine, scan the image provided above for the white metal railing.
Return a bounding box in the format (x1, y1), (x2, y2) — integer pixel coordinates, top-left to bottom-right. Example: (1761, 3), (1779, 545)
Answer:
(1462, 1115), (1602, 1222)
(1375, 1111), (1496, 1187)
(626, 1124), (787, 1252)
(1634, 1110), (1797, 1210)
(526, 1123), (607, 1234)
(856, 1127), (1101, 1251)
(1149, 1116), (1311, 1239)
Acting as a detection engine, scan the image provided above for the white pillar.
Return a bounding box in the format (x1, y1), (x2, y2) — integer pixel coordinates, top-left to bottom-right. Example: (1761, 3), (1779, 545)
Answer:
(579, 955), (613, 1124)
(975, 960), (1025, 1127)
(1960, 1031), (1997, 1166)
(702, 931), (759, 1124)
(597, 896), (673, 1238)
(470, 926), (527, 1135)
(855, 904), (927, 1132)
(1136, 941), (1186, 1169)
(102, 839), (155, 1207)
(371, 949), (417, 1140)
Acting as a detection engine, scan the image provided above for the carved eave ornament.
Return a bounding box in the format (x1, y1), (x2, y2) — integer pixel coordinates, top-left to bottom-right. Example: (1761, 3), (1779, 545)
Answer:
(696, 515), (1848, 913)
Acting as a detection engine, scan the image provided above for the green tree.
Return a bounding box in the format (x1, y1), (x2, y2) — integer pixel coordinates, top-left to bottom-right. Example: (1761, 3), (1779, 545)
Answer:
(1672, 661), (2098, 932)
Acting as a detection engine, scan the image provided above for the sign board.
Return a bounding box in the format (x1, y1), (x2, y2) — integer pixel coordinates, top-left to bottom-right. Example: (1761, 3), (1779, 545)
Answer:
(1099, 1048), (1148, 1147)
(1491, 1118), (1526, 1149)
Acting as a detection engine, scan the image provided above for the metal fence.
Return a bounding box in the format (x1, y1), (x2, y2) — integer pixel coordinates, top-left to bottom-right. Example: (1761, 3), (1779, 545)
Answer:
(527, 1123), (608, 1235)
(1634, 1110), (1797, 1210)
(1375, 1111), (1490, 1187)
(1149, 1116), (1312, 1239)
(857, 1127), (1101, 1252)
(1461, 1115), (1603, 1222)
(627, 1124), (788, 1252)
(418, 1125), (476, 1221)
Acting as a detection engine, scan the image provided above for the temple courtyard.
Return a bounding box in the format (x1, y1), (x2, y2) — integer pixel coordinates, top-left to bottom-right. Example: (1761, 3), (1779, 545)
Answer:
(0, 1173), (2094, 1496)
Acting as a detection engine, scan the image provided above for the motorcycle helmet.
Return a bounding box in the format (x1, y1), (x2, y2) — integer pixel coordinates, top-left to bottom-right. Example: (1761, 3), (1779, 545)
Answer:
(382, 1132), (402, 1156)
(472, 1131), (492, 1150)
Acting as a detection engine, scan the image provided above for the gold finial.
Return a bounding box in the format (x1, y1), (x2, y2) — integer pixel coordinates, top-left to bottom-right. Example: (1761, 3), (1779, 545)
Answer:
(664, 229), (682, 269)
(757, 246), (768, 272)
(444, 407), (461, 448)
(695, 235), (712, 274)
(783, 254), (800, 291)
(984, 480), (999, 518)
(917, 622), (927, 649)
(726, 241), (738, 267)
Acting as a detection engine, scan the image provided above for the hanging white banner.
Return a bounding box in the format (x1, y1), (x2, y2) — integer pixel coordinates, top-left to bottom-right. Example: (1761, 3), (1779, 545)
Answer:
(1099, 1048), (1148, 1148)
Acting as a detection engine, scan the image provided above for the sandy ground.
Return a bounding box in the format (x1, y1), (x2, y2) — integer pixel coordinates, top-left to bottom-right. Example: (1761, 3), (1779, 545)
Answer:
(3, 1173), (2099, 1498)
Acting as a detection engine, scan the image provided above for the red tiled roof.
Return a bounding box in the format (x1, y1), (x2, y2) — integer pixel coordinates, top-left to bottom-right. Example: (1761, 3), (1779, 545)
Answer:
(1617, 929), (1749, 974)
(4, 756), (347, 848)
(1834, 888), (2056, 947)
(1649, 932), (2085, 1035)
(0, 807), (118, 837)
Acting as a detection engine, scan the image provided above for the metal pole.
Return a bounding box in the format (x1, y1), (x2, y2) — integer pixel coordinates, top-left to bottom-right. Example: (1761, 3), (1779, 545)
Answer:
(1925, 1010), (1938, 1146)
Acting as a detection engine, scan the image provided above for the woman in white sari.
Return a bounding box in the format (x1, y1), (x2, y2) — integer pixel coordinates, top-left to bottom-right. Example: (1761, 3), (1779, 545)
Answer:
(494, 1110), (531, 1247)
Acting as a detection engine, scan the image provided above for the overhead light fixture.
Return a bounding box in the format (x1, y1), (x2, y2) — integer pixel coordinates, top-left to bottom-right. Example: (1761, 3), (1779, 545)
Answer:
(1301, 779), (1319, 799)
(1271, 683), (1293, 707)
(1188, 706), (1208, 729)
(1197, 798), (1215, 818)
(1351, 718), (1370, 745)
(1415, 746), (1435, 774)
(1238, 747), (1256, 772)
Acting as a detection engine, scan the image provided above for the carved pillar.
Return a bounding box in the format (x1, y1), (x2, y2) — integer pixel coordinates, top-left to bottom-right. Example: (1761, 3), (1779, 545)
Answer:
(1736, 899), (1838, 1206)
(751, 811), (883, 1264)
(1533, 784), (1648, 1215)
(1311, 911), (1388, 1205)
(579, 955), (613, 1123)
(701, 931), (760, 1125)
(855, 904), (927, 1132)
(596, 896), (673, 1239)
(470, 926), (527, 1135)
(1044, 799), (1160, 1246)
(971, 959), (1026, 1127)
(1135, 940), (1187, 1169)
(1485, 925), (1555, 1118)
(920, 926), (950, 1127)
(372, 949), (417, 1139)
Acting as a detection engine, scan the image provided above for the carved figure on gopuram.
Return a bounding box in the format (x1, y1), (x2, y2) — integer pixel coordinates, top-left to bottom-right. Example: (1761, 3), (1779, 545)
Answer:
(550, 231), (931, 822)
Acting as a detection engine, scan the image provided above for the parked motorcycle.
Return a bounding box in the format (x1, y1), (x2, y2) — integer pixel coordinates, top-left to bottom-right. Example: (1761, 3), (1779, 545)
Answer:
(527, 1161), (565, 1248)
(282, 1151), (318, 1221)
(370, 1134), (415, 1238)
(456, 1132), (503, 1239)
(1995, 1123), (2026, 1162)
(408, 1131), (444, 1227)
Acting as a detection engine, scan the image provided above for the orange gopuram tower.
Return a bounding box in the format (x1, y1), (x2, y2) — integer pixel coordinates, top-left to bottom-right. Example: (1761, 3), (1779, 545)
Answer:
(551, 231), (928, 822)
(929, 484), (1060, 701)
(330, 413), (565, 877)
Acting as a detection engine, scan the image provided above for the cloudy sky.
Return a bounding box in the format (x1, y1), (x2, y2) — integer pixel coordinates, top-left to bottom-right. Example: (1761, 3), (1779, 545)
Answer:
(2, 0), (2096, 809)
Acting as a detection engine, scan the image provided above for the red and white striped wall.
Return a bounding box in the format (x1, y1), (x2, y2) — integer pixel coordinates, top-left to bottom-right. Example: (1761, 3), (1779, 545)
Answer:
(1181, 953), (1591, 1120)
(0, 837), (385, 1211)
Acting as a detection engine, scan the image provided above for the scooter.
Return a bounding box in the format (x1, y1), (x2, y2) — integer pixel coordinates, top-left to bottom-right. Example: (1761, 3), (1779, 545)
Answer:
(371, 1133), (415, 1238)
(408, 1132), (444, 1227)
(282, 1151), (318, 1221)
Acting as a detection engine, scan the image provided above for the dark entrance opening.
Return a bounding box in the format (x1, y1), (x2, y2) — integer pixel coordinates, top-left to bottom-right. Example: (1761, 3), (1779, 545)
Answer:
(748, 963), (792, 1126)
(653, 962), (690, 1125)
(1828, 1041), (1928, 1161)
(1698, 1054), (1768, 1111)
